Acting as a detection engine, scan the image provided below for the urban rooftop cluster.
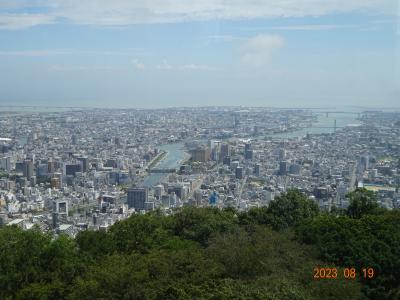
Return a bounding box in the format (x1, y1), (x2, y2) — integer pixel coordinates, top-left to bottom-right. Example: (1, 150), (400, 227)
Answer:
(0, 107), (399, 237)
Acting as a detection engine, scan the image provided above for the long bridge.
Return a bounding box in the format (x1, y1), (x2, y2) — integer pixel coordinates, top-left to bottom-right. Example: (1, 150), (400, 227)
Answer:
(298, 119), (343, 132)
(147, 168), (177, 174)
(304, 126), (344, 129)
(322, 111), (361, 118)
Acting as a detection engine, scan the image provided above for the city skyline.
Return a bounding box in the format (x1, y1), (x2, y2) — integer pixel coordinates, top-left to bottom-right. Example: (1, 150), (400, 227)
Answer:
(0, 0), (399, 108)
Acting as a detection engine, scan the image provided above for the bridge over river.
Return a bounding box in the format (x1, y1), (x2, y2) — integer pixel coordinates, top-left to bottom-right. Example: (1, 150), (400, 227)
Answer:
(147, 168), (177, 174)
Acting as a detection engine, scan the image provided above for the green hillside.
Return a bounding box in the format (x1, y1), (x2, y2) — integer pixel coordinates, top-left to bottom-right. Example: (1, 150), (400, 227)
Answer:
(1, 189), (399, 299)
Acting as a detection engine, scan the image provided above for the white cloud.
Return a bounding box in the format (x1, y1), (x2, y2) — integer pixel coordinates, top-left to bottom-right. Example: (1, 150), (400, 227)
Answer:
(240, 34), (284, 68)
(156, 60), (215, 71)
(0, 13), (55, 30)
(0, 0), (44, 10)
(131, 59), (145, 70)
(238, 24), (359, 31)
(178, 64), (215, 71)
(0, 49), (71, 56)
(0, 0), (396, 29)
(156, 60), (173, 70)
(0, 49), (145, 56)
(49, 65), (123, 71)
(208, 35), (247, 42)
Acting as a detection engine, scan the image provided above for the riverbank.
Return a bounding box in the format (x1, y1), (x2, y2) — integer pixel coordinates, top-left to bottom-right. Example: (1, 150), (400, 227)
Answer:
(147, 151), (167, 169)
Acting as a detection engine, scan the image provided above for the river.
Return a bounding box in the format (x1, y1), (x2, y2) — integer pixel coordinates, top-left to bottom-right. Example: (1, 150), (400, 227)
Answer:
(142, 143), (190, 187)
(142, 111), (361, 186)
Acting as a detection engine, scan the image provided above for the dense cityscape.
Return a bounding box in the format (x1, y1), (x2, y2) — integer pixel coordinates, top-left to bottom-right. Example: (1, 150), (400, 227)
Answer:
(1, 107), (399, 237)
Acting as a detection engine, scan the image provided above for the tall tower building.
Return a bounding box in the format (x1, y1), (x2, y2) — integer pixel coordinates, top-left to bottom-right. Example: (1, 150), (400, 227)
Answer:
(191, 146), (210, 163)
(127, 188), (149, 211)
(279, 161), (288, 176)
(48, 160), (55, 173)
(235, 166), (243, 179)
(65, 163), (82, 177)
(245, 149), (253, 160)
(77, 157), (89, 172)
(254, 164), (261, 177)
(360, 155), (370, 171)
(0, 156), (11, 171)
(23, 160), (34, 179)
(71, 134), (78, 145)
(219, 143), (230, 163)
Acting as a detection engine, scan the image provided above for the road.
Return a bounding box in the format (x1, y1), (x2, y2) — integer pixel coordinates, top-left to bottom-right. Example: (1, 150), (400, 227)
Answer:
(349, 163), (357, 191)
(237, 175), (248, 204)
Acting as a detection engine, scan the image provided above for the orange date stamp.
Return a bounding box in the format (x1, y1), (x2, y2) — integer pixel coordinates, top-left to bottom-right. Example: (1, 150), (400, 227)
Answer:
(313, 267), (375, 280)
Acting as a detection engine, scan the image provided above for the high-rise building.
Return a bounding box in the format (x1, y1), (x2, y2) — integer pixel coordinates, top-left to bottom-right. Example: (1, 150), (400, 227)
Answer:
(245, 149), (253, 160)
(48, 160), (55, 173)
(289, 163), (301, 175)
(191, 146), (210, 163)
(231, 160), (239, 171)
(15, 162), (24, 173)
(253, 126), (259, 135)
(168, 184), (185, 199)
(127, 188), (148, 211)
(194, 190), (203, 206)
(235, 166), (243, 179)
(0, 156), (11, 171)
(360, 155), (369, 171)
(30, 176), (37, 186)
(219, 143), (230, 163)
(278, 148), (286, 161)
(1, 144), (10, 154)
(65, 163), (82, 177)
(51, 177), (61, 189)
(223, 156), (231, 166)
(77, 157), (89, 172)
(53, 172), (63, 188)
(52, 200), (68, 228)
(254, 164), (261, 177)
(234, 113), (240, 128)
(211, 146), (219, 162)
(279, 161), (287, 176)
(54, 199), (68, 216)
(23, 160), (34, 179)
(37, 164), (48, 176)
(106, 159), (117, 168)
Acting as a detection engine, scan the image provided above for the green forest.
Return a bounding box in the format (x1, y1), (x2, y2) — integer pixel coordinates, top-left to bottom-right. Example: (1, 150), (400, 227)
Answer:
(0, 189), (399, 299)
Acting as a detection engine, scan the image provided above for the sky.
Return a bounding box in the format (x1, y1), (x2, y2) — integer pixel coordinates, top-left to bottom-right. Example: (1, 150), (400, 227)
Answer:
(0, 0), (399, 108)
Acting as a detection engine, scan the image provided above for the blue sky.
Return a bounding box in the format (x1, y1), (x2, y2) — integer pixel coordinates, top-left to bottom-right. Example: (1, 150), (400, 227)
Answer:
(0, 0), (399, 108)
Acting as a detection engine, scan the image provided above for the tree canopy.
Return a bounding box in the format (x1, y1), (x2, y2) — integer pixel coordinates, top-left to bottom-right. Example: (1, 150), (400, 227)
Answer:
(0, 189), (398, 299)
(346, 188), (380, 218)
